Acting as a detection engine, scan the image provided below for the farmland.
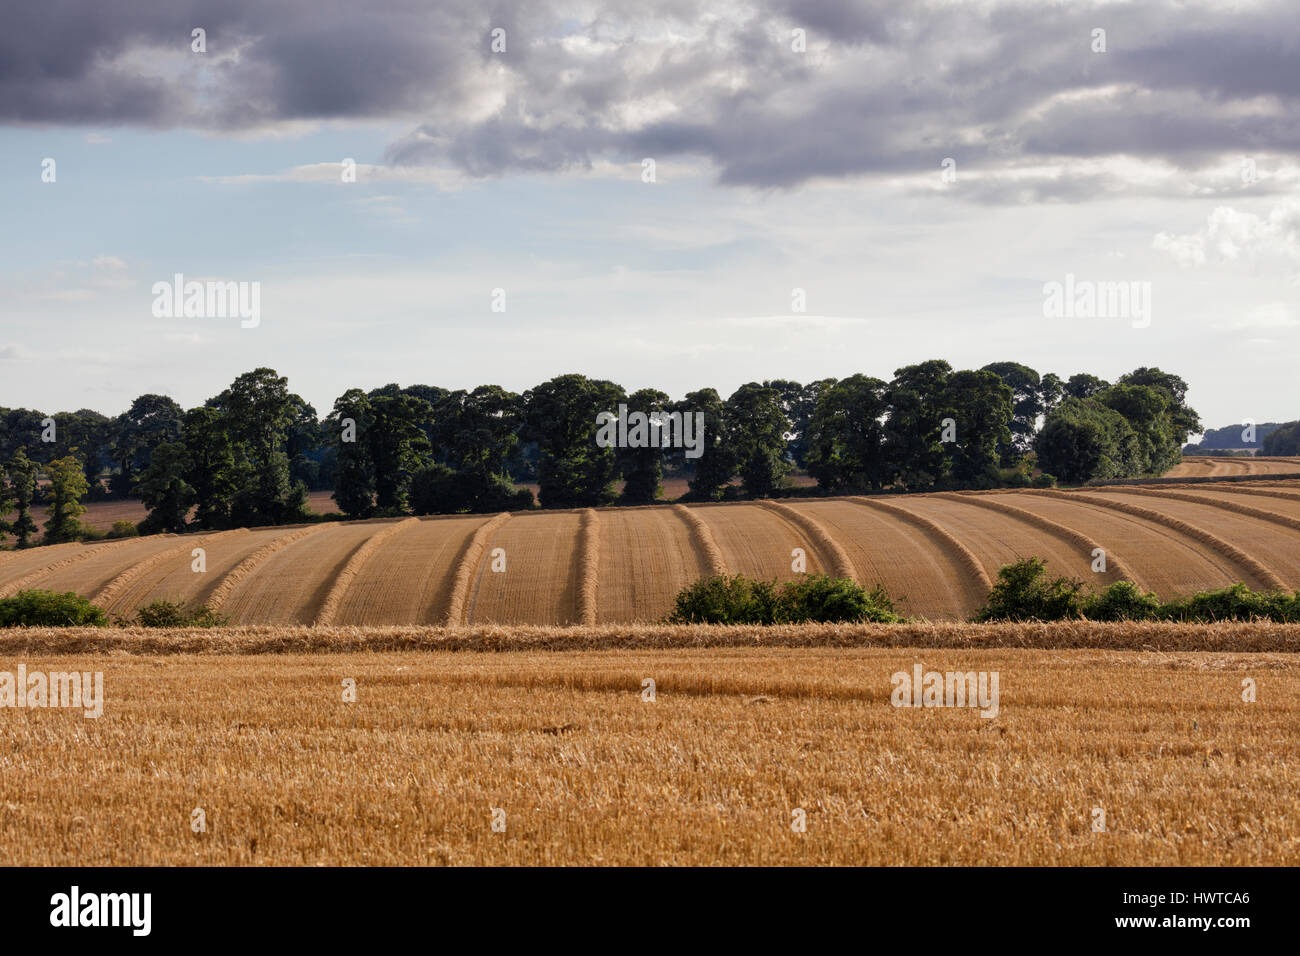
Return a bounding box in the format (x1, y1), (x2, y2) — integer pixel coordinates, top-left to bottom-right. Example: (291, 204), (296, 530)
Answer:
(0, 643), (1294, 865)
(1167, 456), (1300, 478)
(7, 480), (1300, 625)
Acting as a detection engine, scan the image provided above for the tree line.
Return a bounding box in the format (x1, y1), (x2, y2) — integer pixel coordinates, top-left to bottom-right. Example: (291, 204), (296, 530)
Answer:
(0, 362), (1200, 545)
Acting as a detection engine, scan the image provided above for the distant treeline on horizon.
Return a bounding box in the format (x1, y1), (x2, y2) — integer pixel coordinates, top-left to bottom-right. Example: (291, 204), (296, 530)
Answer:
(0, 361), (1206, 545)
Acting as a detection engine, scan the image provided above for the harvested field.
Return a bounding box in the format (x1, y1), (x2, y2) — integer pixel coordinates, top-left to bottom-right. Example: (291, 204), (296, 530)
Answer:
(7, 479), (1300, 625)
(98, 527), (290, 614)
(982, 493), (1230, 599)
(1084, 490), (1299, 590)
(466, 511), (582, 625)
(904, 493), (1126, 587)
(787, 499), (975, 620)
(0, 645), (1295, 865)
(691, 503), (826, 582)
(1168, 456), (1300, 478)
(595, 506), (704, 623)
(214, 522), (380, 625)
(5, 536), (186, 601)
(332, 515), (487, 626)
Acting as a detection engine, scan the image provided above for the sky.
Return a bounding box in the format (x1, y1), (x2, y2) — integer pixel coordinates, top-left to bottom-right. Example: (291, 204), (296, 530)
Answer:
(1, 0), (1298, 435)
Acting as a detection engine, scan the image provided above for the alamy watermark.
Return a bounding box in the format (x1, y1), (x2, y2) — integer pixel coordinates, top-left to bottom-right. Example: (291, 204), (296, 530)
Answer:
(152, 273), (261, 328)
(1043, 274), (1151, 328)
(50, 886), (150, 936)
(891, 663), (999, 718)
(0, 665), (103, 718)
(595, 404), (705, 459)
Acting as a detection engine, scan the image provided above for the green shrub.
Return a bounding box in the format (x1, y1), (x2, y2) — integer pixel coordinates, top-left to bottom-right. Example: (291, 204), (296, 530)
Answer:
(666, 574), (780, 624)
(1159, 584), (1300, 623)
(133, 599), (228, 628)
(107, 520), (138, 539)
(778, 574), (902, 623)
(1031, 473), (1057, 488)
(667, 573), (901, 625)
(974, 558), (1084, 622)
(0, 590), (108, 627)
(976, 557), (1300, 623)
(1081, 580), (1162, 621)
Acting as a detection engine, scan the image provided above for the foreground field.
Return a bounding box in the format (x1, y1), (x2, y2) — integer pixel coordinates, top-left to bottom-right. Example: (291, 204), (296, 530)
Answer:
(9, 479), (1300, 625)
(0, 644), (1295, 865)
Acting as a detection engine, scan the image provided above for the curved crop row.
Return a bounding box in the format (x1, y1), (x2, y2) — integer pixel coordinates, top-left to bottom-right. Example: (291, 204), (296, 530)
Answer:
(443, 512), (512, 625)
(755, 499), (856, 580)
(314, 518), (420, 625)
(672, 504), (727, 576)
(93, 529), (249, 612)
(1121, 487), (1300, 534)
(937, 492), (1139, 587)
(0, 539), (139, 600)
(847, 496), (992, 594)
(1033, 490), (1285, 591)
(205, 523), (338, 612)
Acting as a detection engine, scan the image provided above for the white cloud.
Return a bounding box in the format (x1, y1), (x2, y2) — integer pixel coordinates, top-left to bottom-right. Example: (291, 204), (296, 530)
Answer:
(1155, 200), (1300, 273)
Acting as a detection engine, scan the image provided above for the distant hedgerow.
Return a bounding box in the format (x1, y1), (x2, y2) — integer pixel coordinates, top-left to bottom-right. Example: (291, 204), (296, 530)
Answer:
(133, 599), (228, 628)
(975, 557), (1300, 623)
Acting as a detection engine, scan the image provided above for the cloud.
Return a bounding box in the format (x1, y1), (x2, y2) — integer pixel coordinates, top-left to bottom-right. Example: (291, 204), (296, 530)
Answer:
(1213, 302), (1299, 332)
(3, 1), (1300, 196)
(1154, 200), (1300, 271)
(0, 344), (28, 361)
(200, 162), (470, 189)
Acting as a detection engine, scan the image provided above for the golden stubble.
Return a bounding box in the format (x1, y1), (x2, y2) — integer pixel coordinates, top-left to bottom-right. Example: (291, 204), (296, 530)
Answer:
(0, 646), (1295, 866)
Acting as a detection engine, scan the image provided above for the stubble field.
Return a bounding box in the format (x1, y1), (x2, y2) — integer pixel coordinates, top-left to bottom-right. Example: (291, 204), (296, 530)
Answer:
(1, 639), (1296, 866)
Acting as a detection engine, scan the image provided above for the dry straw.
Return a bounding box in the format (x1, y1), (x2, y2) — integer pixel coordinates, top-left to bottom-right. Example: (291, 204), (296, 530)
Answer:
(937, 492), (1140, 587)
(314, 517), (420, 625)
(849, 496), (993, 594)
(443, 512), (511, 625)
(672, 504), (727, 576)
(205, 522), (338, 612)
(1034, 490), (1285, 591)
(756, 499), (856, 579)
(575, 508), (600, 625)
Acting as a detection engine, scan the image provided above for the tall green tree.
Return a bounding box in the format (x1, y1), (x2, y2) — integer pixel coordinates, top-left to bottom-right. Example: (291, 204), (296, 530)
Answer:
(328, 389), (376, 518)
(434, 385), (522, 482)
(43, 455), (89, 544)
(110, 394), (183, 497)
(1035, 397), (1138, 483)
(618, 387), (670, 504)
(805, 374), (888, 491)
(53, 410), (112, 493)
(980, 361), (1042, 462)
(724, 383), (790, 497)
(1117, 367), (1201, 447)
(883, 360), (951, 491)
(136, 441), (195, 533)
(213, 368), (307, 525)
(523, 374), (626, 508)
(182, 407), (240, 529)
(4, 449), (39, 547)
(366, 388), (434, 510)
(677, 388), (734, 500)
(939, 370), (1015, 486)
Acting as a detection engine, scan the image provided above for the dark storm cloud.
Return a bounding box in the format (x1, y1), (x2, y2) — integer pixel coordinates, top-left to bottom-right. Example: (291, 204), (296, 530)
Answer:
(3, 0), (1298, 193)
